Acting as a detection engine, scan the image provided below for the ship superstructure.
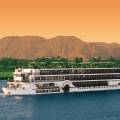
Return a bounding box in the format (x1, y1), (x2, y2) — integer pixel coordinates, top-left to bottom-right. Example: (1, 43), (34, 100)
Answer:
(2, 68), (120, 95)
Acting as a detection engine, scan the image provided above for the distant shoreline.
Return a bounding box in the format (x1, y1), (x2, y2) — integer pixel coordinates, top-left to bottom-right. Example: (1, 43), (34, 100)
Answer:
(0, 57), (120, 80)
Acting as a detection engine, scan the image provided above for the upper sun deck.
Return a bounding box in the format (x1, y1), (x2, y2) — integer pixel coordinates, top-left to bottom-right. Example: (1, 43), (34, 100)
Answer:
(12, 68), (120, 80)
(13, 67), (120, 75)
(32, 68), (120, 75)
(37, 68), (120, 70)
(12, 68), (120, 82)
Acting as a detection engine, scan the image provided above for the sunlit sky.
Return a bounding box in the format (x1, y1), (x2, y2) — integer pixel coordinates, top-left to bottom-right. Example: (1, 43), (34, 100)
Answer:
(0, 0), (120, 43)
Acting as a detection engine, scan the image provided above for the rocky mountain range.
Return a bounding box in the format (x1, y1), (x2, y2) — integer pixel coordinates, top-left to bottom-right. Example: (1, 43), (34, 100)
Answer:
(0, 36), (119, 60)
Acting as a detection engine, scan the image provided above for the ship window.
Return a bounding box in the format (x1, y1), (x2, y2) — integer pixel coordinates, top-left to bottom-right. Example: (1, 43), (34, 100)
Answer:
(36, 91), (38, 93)
(46, 76), (52, 80)
(41, 77), (47, 80)
(43, 84), (49, 87)
(43, 90), (46, 93)
(49, 83), (55, 87)
(35, 77), (40, 80)
(55, 89), (57, 92)
(39, 90), (42, 93)
(52, 89), (54, 92)
(45, 90), (48, 93)
(49, 90), (51, 92)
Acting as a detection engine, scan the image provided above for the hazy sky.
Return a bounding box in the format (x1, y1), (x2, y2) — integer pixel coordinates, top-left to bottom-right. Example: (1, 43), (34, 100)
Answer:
(0, 0), (120, 43)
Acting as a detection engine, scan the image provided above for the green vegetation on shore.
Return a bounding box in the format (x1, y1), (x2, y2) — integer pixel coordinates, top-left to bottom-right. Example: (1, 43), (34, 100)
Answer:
(0, 71), (13, 80)
(0, 56), (120, 80)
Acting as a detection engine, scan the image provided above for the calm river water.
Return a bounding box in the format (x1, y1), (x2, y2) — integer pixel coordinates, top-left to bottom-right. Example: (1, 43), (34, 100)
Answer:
(1, 80), (120, 120)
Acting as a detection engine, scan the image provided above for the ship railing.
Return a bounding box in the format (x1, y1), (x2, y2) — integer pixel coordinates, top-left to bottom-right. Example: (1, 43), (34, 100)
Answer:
(35, 86), (59, 89)
(78, 85), (119, 89)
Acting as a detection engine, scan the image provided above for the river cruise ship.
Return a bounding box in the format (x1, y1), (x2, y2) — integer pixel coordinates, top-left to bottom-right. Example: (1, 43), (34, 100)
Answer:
(2, 67), (120, 95)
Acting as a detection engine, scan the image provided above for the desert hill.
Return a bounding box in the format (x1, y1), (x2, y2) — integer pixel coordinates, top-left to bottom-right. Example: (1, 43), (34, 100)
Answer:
(0, 36), (119, 60)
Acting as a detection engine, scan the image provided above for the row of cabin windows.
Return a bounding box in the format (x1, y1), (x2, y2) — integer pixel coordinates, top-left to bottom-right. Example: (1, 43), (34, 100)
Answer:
(72, 81), (108, 87)
(79, 85), (118, 89)
(66, 74), (120, 80)
(35, 74), (120, 81)
(35, 76), (65, 81)
(38, 69), (120, 75)
(36, 89), (60, 93)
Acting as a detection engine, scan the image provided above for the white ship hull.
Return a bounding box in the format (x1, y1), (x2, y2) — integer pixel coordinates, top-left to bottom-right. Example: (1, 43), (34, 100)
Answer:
(2, 81), (120, 96)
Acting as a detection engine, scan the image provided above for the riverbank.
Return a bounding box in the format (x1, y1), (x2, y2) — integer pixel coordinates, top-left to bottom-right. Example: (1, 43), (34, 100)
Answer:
(0, 57), (120, 80)
(0, 71), (13, 80)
